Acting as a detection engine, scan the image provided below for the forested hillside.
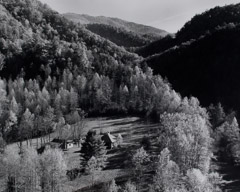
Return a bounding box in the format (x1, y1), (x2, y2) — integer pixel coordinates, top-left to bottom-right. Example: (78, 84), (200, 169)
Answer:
(63, 13), (168, 39)
(145, 24), (240, 109)
(0, 0), (209, 139)
(137, 3), (240, 57)
(0, 1), (141, 79)
(0, 0), (230, 191)
(139, 3), (240, 113)
(85, 23), (152, 47)
(64, 13), (169, 47)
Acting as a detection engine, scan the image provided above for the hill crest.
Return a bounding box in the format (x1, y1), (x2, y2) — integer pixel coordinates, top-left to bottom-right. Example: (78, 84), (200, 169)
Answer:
(63, 13), (169, 39)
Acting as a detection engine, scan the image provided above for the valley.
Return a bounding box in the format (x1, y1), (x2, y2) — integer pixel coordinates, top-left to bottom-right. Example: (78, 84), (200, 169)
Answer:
(0, 0), (240, 192)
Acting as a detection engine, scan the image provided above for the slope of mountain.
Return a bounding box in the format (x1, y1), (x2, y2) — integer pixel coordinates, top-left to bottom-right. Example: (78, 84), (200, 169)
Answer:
(63, 13), (168, 47)
(0, 0), (187, 119)
(177, 3), (240, 42)
(0, 0), (141, 80)
(85, 23), (151, 47)
(63, 13), (168, 38)
(135, 35), (176, 57)
(145, 22), (240, 112)
(137, 3), (240, 58)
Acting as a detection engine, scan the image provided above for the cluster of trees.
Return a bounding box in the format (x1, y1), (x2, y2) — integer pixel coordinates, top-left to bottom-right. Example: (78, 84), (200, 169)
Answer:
(0, 0), (140, 80)
(121, 110), (223, 192)
(0, 63), (209, 146)
(149, 112), (223, 192)
(150, 148), (222, 192)
(0, 146), (67, 192)
(100, 103), (220, 192)
(1, 77), (88, 147)
(209, 103), (240, 165)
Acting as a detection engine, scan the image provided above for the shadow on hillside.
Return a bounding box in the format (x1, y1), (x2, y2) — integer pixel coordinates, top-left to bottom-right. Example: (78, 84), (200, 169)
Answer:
(105, 146), (135, 170)
(112, 119), (141, 126)
(76, 174), (132, 192)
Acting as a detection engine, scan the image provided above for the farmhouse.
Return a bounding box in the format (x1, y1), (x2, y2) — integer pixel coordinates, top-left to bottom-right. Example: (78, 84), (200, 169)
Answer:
(52, 138), (74, 150)
(101, 132), (117, 149)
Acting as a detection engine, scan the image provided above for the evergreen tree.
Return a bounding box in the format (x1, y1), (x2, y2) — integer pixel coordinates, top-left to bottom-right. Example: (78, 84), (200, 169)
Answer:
(208, 103), (226, 128)
(216, 117), (240, 163)
(80, 130), (107, 169)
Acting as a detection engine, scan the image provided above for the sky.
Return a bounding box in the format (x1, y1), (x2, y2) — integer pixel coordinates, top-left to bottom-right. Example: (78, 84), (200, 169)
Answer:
(39, 0), (240, 33)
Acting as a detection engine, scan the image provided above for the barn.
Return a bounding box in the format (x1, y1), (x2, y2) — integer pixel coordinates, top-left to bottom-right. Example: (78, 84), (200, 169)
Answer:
(101, 132), (116, 149)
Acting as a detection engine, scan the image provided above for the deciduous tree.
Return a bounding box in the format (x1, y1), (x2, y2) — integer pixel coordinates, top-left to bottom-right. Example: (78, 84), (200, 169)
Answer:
(39, 148), (67, 192)
(159, 112), (211, 174)
(132, 147), (149, 190)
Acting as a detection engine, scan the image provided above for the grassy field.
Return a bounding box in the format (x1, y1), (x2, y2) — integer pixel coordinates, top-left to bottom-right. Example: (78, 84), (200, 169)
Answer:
(63, 117), (159, 192)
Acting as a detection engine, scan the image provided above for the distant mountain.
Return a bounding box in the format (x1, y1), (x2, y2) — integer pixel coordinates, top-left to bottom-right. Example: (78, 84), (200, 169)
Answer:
(63, 13), (169, 47)
(142, 3), (240, 112)
(84, 23), (152, 47)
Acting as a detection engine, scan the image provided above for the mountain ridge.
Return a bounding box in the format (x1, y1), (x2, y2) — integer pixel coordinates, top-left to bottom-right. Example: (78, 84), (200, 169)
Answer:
(63, 13), (169, 38)
(137, 3), (240, 58)
(143, 3), (240, 112)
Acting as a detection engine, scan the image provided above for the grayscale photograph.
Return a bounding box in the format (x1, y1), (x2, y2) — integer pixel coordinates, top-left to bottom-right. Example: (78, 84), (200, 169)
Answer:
(0, 0), (240, 191)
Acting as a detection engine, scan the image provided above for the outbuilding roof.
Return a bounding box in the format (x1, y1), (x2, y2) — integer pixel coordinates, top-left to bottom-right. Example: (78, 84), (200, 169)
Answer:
(102, 133), (116, 143)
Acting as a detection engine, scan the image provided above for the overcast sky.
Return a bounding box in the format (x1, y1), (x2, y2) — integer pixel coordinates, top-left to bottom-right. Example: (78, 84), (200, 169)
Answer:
(39, 0), (239, 33)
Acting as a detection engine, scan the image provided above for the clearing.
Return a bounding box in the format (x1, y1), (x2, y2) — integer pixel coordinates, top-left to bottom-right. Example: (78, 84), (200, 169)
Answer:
(64, 116), (159, 192)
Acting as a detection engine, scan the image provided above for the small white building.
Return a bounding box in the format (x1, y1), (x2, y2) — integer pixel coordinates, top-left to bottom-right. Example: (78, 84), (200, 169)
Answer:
(51, 139), (74, 150)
